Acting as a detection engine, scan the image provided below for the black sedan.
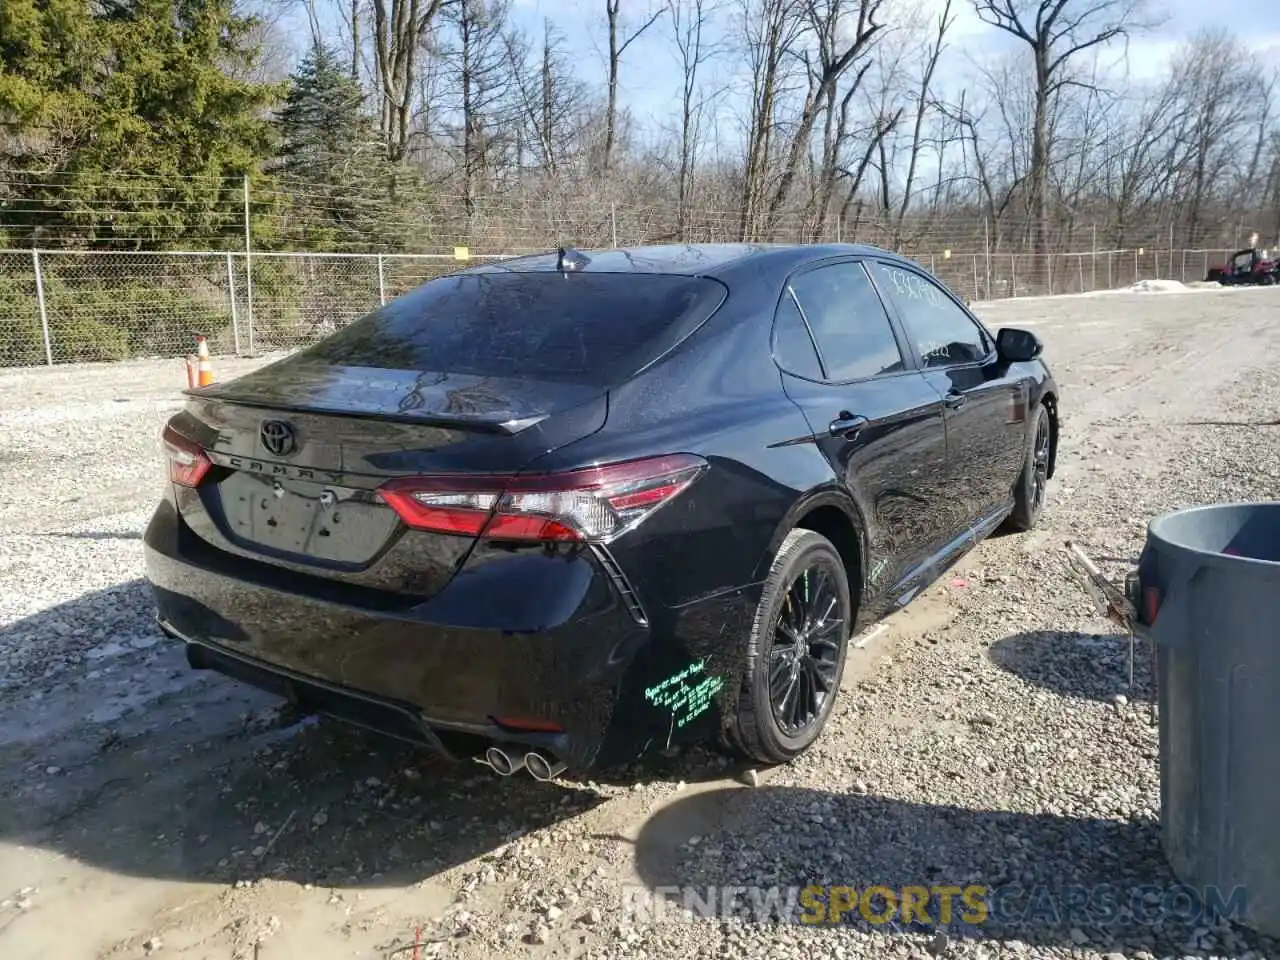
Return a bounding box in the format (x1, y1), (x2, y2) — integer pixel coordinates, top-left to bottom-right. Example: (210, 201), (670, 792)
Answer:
(144, 243), (1058, 779)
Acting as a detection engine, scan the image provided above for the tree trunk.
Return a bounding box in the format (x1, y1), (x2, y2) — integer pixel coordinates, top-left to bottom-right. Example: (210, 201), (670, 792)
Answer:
(351, 0), (360, 81)
(461, 3), (477, 218)
(541, 24), (554, 172)
(1030, 51), (1051, 260)
(605, 0), (620, 171)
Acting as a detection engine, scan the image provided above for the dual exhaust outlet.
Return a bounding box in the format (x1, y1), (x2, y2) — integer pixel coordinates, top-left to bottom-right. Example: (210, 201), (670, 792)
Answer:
(482, 745), (567, 781)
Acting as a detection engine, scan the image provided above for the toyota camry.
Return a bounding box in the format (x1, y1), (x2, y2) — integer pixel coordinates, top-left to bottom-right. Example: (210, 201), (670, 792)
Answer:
(144, 243), (1058, 779)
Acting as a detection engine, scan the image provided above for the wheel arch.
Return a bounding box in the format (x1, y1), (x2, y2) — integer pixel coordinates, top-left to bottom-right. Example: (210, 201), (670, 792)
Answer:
(1040, 388), (1059, 479)
(755, 487), (867, 611)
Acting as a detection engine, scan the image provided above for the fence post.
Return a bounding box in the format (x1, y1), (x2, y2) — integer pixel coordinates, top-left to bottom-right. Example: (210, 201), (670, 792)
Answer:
(1091, 225), (1097, 290)
(226, 253), (241, 355)
(1011, 254), (1017, 297)
(377, 255), (387, 306)
(1047, 253), (1053, 296)
(610, 204), (618, 248)
(983, 216), (991, 299)
(243, 175), (255, 355)
(1107, 252), (1112, 289)
(971, 254), (979, 301)
(32, 249), (53, 366)
(1078, 255), (1084, 293)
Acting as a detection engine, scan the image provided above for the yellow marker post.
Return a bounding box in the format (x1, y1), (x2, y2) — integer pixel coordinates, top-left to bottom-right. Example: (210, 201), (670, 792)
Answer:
(453, 246), (470, 262)
(943, 249), (951, 260)
(1138, 247), (1145, 256)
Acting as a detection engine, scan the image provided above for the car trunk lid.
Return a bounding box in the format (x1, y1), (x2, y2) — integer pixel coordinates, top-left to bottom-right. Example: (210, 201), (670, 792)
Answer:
(170, 360), (608, 597)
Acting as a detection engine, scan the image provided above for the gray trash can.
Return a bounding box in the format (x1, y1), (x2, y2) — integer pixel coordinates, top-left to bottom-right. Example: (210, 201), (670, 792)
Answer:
(1135, 502), (1280, 938)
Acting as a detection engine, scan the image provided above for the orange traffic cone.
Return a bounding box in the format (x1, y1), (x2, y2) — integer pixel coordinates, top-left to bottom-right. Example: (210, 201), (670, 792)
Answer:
(195, 336), (214, 386)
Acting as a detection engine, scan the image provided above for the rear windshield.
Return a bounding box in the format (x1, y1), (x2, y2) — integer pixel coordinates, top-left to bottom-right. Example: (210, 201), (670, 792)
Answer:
(305, 270), (728, 386)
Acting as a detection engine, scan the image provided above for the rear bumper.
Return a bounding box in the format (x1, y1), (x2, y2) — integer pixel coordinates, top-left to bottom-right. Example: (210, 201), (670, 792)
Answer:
(143, 499), (756, 772)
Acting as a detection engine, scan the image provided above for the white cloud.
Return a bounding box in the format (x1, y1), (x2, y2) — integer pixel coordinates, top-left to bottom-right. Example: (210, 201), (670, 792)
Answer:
(1122, 31), (1280, 80)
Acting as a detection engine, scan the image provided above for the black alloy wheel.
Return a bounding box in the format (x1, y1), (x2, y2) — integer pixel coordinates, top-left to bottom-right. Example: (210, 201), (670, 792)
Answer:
(725, 528), (854, 765)
(1031, 410), (1051, 513)
(768, 561), (846, 735)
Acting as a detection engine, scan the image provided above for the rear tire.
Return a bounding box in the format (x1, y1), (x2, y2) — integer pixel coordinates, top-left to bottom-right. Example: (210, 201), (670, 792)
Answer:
(726, 529), (852, 765)
(1008, 403), (1052, 532)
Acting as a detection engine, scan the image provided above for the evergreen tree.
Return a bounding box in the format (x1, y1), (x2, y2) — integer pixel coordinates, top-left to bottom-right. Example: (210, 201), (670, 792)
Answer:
(0, 0), (278, 248)
(275, 43), (412, 249)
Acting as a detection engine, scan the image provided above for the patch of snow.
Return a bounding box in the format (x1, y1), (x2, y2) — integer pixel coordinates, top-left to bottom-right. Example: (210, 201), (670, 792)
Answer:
(1126, 278), (1192, 293)
(973, 276), (1264, 304)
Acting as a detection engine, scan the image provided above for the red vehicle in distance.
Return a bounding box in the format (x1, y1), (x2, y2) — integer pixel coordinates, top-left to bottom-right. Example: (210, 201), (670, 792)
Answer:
(1206, 247), (1280, 285)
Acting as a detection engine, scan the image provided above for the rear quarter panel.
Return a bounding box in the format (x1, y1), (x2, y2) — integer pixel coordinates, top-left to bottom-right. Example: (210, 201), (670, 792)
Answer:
(523, 270), (843, 610)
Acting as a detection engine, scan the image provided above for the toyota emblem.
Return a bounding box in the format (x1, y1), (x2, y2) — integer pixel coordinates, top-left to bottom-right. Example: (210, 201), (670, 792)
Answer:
(260, 420), (297, 457)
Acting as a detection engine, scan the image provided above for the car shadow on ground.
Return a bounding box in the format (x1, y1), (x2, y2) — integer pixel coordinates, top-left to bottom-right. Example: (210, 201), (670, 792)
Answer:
(0, 581), (607, 891)
(626, 785), (1273, 957)
(988, 629), (1156, 703)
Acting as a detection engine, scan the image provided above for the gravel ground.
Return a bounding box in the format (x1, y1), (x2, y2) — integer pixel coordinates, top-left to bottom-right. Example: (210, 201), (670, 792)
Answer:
(1, 287), (1278, 960)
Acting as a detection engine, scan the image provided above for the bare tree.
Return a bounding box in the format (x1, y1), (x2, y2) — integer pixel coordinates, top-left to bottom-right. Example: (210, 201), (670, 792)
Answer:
(765, 0), (886, 228)
(738, 0), (805, 241)
(371, 0), (448, 162)
(969, 0), (1153, 257)
(1097, 82), (1179, 245)
(666, 0), (722, 236)
(604, 1), (665, 171)
(441, 0), (515, 216)
(503, 20), (590, 175)
(876, 0), (956, 246)
(1163, 30), (1255, 239)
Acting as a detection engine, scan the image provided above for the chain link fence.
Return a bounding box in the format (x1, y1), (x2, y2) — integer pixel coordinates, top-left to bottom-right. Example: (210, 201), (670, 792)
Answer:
(0, 244), (1244, 367)
(0, 250), (504, 366)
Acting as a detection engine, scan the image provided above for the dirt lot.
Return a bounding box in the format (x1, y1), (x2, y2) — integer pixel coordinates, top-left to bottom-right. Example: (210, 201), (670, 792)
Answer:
(1, 286), (1278, 960)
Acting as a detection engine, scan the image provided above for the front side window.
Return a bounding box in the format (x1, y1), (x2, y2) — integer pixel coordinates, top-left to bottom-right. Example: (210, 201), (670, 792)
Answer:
(869, 262), (989, 369)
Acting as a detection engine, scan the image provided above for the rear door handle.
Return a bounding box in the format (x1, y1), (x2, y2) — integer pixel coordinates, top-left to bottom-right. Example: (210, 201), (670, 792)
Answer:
(829, 412), (869, 440)
(943, 391), (967, 410)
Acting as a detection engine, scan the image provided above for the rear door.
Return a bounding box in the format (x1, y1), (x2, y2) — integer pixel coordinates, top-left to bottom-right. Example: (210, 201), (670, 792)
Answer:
(771, 258), (950, 601)
(866, 260), (1028, 533)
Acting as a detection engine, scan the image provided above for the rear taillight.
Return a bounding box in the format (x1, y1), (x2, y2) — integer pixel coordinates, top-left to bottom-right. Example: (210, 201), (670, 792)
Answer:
(377, 453), (707, 542)
(162, 423), (212, 487)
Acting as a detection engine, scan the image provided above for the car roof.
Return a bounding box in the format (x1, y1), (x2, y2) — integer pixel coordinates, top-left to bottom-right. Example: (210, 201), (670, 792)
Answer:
(466, 242), (910, 281)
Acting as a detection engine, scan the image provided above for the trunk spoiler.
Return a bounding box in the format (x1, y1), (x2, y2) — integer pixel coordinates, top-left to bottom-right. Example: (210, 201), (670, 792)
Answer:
(180, 389), (549, 435)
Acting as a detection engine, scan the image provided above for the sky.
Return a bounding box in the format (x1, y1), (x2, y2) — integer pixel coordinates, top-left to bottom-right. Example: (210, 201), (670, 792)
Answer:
(284, 0), (1280, 149)
(499, 0), (1280, 122)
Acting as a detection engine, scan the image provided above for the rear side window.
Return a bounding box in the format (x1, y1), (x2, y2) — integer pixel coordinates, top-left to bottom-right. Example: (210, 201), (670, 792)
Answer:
(789, 262), (905, 382)
(772, 291), (823, 380)
(305, 270), (728, 386)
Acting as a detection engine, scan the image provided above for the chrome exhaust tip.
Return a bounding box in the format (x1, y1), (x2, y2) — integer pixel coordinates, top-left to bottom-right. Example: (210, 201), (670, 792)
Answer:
(484, 746), (525, 776)
(525, 751), (567, 782)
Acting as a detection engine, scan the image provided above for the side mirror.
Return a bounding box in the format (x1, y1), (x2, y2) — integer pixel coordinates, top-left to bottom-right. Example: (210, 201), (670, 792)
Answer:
(996, 327), (1042, 363)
